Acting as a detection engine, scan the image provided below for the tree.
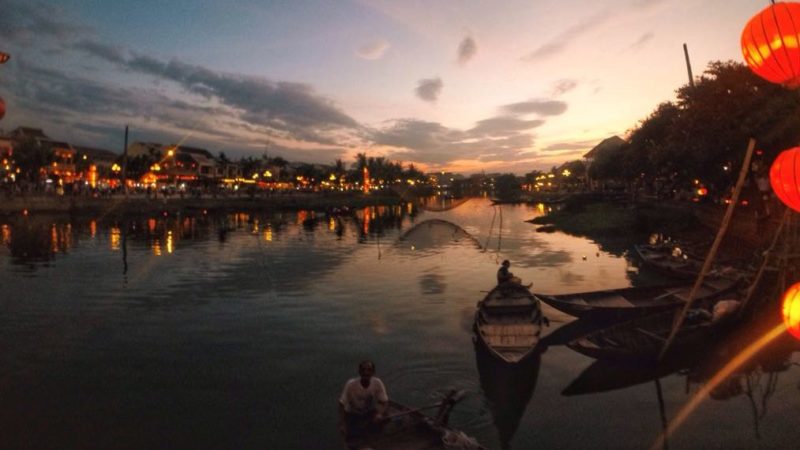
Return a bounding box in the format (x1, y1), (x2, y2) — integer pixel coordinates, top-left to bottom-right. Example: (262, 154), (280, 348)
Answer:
(494, 173), (521, 200)
(13, 137), (51, 182)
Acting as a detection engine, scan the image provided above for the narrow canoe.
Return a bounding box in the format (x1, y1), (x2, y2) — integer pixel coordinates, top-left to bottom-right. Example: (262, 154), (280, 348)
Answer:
(538, 276), (739, 319)
(566, 302), (739, 362)
(474, 284), (544, 364)
(344, 397), (486, 450)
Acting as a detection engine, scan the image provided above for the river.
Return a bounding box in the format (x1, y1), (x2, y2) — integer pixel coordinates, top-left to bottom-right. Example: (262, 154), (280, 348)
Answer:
(0, 197), (797, 449)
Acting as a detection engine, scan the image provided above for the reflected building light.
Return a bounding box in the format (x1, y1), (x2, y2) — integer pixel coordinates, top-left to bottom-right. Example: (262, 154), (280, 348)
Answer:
(329, 217), (336, 231)
(362, 207), (370, 234)
(252, 218), (260, 234)
(1, 224), (11, 246)
(51, 224), (59, 253)
(407, 203), (413, 215)
(264, 225), (273, 242)
(110, 226), (121, 250)
(166, 231), (174, 254)
(64, 224), (72, 250)
(297, 210), (308, 225)
(148, 218), (157, 233)
(152, 239), (162, 256)
(536, 203), (545, 214)
(90, 220), (97, 238)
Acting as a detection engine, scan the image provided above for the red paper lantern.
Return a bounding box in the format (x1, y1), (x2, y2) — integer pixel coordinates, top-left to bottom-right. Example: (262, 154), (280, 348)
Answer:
(0, 52), (9, 64)
(741, 2), (800, 87)
(782, 282), (800, 339)
(0, 96), (5, 121)
(770, 146), (800, 211)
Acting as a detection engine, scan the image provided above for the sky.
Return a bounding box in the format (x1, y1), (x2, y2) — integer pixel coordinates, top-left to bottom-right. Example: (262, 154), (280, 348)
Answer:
(0, 0), (768, 174)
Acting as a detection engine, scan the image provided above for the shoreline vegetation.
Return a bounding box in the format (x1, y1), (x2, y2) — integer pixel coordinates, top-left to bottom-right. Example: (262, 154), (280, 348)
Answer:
(530, 196), (773, 255)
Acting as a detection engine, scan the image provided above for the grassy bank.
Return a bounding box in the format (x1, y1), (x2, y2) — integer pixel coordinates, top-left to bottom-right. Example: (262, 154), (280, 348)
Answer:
(530, 200), (700, 237)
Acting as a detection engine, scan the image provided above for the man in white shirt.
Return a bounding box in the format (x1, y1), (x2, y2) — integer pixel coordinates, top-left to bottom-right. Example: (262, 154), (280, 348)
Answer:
(338, 360), (389, 439)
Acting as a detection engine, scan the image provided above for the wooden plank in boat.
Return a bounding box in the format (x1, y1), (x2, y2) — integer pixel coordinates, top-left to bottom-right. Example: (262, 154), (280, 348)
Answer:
(483, 296), (532, 307)
(483, 335), (538, 347)
(480, 324), (538, 336)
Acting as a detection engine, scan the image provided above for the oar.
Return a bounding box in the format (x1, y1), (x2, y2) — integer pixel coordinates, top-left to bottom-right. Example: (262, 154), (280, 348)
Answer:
(380, 403), (443, 422)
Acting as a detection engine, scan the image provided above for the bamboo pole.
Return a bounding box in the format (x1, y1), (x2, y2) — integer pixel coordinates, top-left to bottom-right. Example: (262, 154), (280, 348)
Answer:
(658, 138), (757, 361)
(683, 44), (695, 88)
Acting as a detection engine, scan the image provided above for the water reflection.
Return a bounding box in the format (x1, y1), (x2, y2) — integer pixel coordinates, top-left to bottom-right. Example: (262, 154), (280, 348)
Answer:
(563, 316), (800, 441)
(397, 219), (483, 256)
(475, 342), (541, 450)
(0, 203), (426, 271)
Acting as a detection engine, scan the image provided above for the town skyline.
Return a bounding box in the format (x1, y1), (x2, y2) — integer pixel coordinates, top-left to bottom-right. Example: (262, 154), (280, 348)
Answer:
(0, 0), (762, 174)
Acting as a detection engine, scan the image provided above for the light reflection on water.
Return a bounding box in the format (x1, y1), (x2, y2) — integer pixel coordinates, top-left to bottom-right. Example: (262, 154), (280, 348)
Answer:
(0, 197), (798, 449)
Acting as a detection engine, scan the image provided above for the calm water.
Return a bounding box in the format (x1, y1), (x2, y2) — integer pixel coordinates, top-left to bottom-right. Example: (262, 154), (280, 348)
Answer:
(0, 197), (797, 449)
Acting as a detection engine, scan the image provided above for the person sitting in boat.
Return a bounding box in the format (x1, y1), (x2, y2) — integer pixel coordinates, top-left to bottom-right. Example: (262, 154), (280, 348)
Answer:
(338, 360), (389, 440)
(497, 260), (523, 285)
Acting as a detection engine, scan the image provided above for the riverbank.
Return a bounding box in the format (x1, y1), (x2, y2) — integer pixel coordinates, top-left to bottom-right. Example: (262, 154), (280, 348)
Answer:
(530, 198), (776, 255)
(0, 192), (408, 217)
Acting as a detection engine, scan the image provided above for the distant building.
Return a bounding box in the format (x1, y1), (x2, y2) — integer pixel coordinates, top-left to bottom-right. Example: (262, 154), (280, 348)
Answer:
(426, 171), (463, 189)
(583, 135), (626, 189)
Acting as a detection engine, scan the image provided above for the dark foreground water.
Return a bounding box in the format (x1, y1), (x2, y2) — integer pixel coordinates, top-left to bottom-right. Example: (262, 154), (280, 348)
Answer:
(0, 197), (798, 449)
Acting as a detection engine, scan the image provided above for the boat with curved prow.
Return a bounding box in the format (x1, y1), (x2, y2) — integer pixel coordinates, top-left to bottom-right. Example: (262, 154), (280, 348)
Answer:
(474, 283), (544, 364)
(538, 276), (739, 320)
(344, 391), (486, 450)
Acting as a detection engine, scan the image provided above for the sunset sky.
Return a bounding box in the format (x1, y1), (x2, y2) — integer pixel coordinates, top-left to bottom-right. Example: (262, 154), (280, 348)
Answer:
(0, 0), (766, 173)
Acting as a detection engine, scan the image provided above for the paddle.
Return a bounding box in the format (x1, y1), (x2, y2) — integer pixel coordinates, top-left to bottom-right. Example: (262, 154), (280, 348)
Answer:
(382, 389), (467, 424)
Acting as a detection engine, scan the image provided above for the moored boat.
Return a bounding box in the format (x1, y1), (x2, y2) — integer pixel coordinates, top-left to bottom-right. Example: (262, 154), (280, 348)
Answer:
(474, 284), (544, 363)
(634, 244), (702, 279)
(566, 299), (741, 362)
(538, 276), (739, 319)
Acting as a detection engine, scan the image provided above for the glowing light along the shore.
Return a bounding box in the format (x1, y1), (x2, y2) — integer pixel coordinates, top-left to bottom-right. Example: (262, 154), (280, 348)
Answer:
(782, 282), (800, 339)
(649, 323), (787, 450)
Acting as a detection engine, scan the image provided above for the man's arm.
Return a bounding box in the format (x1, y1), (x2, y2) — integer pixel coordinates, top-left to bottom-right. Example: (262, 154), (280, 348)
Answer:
(338, 401), (347, 436)
(374, 379), (389, 421)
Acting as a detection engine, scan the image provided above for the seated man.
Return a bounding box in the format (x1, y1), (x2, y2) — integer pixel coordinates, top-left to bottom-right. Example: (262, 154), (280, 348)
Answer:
(497, 260), (522, 285)
(338, 360), (389, 440)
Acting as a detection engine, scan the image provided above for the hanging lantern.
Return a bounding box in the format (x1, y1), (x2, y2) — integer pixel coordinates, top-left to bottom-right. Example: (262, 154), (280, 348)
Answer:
(770, 146), (800, 211)
(741, 2), (800, 88)
(0, 52), (9, 64)
(782, 282), (800, 339)
(0, 96), (5, 121)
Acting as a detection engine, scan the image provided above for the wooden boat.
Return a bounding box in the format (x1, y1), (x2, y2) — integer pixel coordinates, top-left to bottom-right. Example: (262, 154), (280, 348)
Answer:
(634, 244), (703, 279)
(344, 393), (486, 450)
(566, 302), (739, 362)
(474, 284), (544, 363)
(538, 276), (739, 319)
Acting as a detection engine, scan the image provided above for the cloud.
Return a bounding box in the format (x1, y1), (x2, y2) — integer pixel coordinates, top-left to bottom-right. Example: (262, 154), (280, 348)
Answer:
(356, 39), (390, 60)
(502, 100), (567, 116)
(469, 116), (544, 137)
(628, 32), (654, 51)
(0, 0), (86, 43)
(5, 60), (248, 150)
(76, 39), (127, 64)
(414, 77), (443, 103)
(456, 35), (477, 65)
(371, 117), (536, 165)
(522, 9), (612, 61)
(551, 79), (578, 96)
(540, 140), (597, 152)
(264, 140), (346, 164)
